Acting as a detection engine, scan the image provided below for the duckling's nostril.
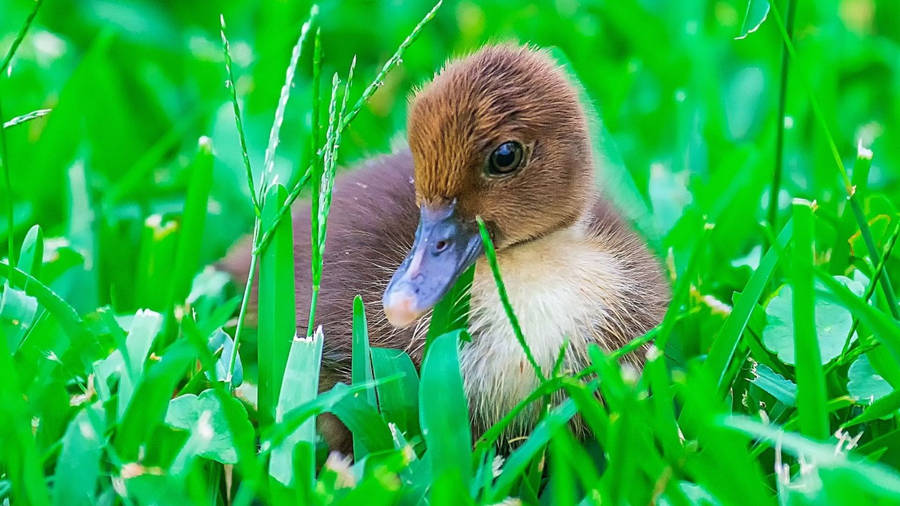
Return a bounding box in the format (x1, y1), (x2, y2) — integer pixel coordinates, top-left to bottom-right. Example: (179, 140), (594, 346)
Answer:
(434, 239), (448, 253)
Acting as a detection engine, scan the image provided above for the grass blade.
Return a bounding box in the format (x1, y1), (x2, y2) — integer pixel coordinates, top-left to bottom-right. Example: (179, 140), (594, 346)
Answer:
(258, 184), (296, 433)
(17, 224), (43, 278)
(169, 137), (214, 308)
(490, 400), (577, 501)
(52, 407), (104, 506)
(791, 199), (828, 440)
(135, 215), (179, 311)
(0, 261), (84, 341)
(419, 330), (471, 504)
(705, 219), (793, 388)
(351, 295), (376, 457)
(371, 347), (420, 438)
(270, 329), (324, 488)
(476, 216), (545, 382)
(426, 264), (474, 350)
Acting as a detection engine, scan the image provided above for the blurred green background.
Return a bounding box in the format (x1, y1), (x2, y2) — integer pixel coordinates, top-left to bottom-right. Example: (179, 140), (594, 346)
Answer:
(2, 0), (898, 316)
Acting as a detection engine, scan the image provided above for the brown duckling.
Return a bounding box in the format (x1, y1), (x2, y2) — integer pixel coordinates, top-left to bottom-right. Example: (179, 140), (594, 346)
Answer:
(223, 44), (670, 449)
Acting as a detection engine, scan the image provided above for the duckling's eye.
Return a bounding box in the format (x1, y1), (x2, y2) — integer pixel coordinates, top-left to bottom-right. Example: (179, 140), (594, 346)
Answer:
(488, 141), (524, 176)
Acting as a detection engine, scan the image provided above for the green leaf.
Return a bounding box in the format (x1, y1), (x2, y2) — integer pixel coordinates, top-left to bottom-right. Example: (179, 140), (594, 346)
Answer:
(165, 389), (250, 470)
(351, 295), (376, 457)
(735, 0), (770, 39)
(270, 328), (324, 487)
(790, 200), (828, 440)
(419, 330), (472, 505)
(331, 395), (394, 456)
(705, 219), (792, 389)
(168, 137), (214, 308)
(749, 362), (796, 407)
(762, 276), (864, 365)
(206, 327), (243, 387)
(18, 225), (43, 278)
(258, 183), (296, 431)
(425, 265), (474, 350)
(491, 400), (577, 501)
(1, 283), (37, 352)
(724, 415), (900, 499)
(843, 389), (900, 428)
(371, 347), (420, 438)
(815, 270), (900, 364)
(847, 354), (892, 404)
(115, 340), (196, 461)
(52, 407), (105, 506)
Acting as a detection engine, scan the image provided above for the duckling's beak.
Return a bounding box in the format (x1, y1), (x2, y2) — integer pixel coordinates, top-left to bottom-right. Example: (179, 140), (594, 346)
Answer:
(383, 200), (483, 328)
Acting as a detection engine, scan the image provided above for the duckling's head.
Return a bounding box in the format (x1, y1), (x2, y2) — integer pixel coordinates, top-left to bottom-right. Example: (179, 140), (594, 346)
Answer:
(383, 44), (594, 328)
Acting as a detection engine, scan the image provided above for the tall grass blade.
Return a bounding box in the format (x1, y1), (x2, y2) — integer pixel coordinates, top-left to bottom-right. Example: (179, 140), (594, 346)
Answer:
(258, 184), (296, 433)
(490, 400), (577, 501)
(169, 137), (214, 308)
(705, 220), (793, 388)
(52, 407), (104, 506)
(306, 73), (340, 335)
(426, 264), (474, 350)
(17, 224), (43, 278)
(0, 261), (84, 341)
(270, 328), (324, 489)
(768, 1), (897, 320)
(791, 199), (828, 440)
(0, 0), (44, 76)
(767, 0), (795, 230)
(848, 147), (899, 319)
(476, 216), (545, 382)
(371, 347), (420, 437)
(1, 98), (13, 266)
(351, 295), (376, 456)
(0, 343), (50, 506)
(419, 330), (472, 504)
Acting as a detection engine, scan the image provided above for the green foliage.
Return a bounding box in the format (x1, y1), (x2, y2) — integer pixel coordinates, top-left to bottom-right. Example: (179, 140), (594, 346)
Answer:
(2, 0), (900, 504)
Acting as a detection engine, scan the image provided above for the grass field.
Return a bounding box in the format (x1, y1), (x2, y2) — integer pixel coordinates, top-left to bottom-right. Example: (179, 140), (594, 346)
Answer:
(2, 0), (900, 504)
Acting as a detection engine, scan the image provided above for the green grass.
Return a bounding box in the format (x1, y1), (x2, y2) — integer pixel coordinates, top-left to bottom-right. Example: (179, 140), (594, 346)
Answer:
(3, 0), (900, 504)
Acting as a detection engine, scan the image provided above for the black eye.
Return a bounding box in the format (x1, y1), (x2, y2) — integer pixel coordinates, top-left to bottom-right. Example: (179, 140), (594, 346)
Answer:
(488, 141), (524, 175)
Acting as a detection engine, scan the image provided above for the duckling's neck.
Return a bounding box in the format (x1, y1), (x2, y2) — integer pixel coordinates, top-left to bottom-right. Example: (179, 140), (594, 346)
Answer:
(460, 210), (625, 436)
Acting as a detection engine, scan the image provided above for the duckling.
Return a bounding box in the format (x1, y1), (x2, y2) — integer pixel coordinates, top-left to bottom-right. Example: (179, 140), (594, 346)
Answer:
(222, 44), (670, 450)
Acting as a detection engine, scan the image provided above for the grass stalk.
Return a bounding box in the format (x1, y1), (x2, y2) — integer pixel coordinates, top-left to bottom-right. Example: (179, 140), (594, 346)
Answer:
(226, 221), (259, 386)
(220, 14), (261, 216)
(306, 73), (340, 336)
(476, 216), (545, 382)
(791, 199), (829, 440)
(837, 223), (900, 365)
(253, 0), (443, 255)
(769, 2), (897, 320)
(1, 98), (13, 267)
(767, 0), (797, 231)
(848, 148), (899, 319)
(260, 7), (317, 199)
(0, 0), (44, 76)
(3, 108), (51, 129)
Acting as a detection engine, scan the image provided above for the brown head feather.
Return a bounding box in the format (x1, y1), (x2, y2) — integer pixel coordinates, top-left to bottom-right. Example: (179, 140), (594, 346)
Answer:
(407, 44), (593, 247)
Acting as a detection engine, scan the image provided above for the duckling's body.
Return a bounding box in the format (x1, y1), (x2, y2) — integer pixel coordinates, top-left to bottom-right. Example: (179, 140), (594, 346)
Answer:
(223, 44), (669, 451)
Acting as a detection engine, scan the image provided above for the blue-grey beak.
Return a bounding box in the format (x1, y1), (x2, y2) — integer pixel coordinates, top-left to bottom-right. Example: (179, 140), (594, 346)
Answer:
(382, 200), (483, 328)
